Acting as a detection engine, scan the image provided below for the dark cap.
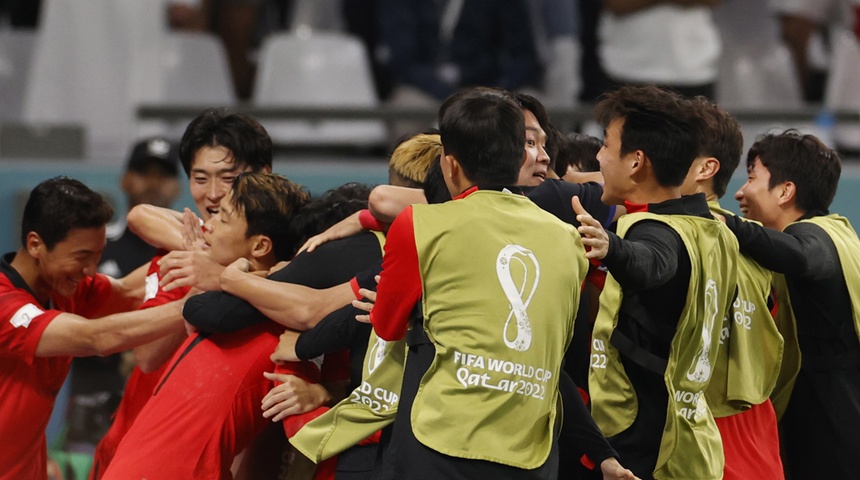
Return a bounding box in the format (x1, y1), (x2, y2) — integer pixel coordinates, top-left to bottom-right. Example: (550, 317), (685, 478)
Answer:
(126, 137), (180, 177)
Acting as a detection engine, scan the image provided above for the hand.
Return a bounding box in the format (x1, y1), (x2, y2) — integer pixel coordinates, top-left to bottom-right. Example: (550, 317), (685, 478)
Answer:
(352, 275), (380, 324)
(180, 208), (205, 251)
(298, 211), (363, 253)
(226, 257), (252, 274)
(271, 330), (301, 364)
(261, 372), (330, 422)
(158, 250), (225, 292)
(600, 457), (641, 480)
(572, 195), (610, 260)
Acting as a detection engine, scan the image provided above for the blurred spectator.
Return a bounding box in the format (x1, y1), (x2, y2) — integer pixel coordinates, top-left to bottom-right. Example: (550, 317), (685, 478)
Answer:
(378, 0), (542, 102)
(770, 0), (854, 102)
(168, 0), (262, 100)
(529, 0), (582, 107)
(98, 137), (181, 278)
(0, 0), (41, 28)
(343, 0), (393, 100)
(377, 0), (542, 139)
(579, 0), (612, 102)
(599, 0), (722, 99)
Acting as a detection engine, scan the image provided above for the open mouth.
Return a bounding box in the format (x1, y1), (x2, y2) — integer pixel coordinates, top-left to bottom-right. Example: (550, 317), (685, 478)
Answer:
(206, 206), (220, 216)
(533, 171), (546, 181)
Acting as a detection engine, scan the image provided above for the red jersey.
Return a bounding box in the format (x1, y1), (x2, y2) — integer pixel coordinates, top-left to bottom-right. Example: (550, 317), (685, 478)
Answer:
(715, 399), (784, 480)
(102, 320), (285, 479)
(0, 253), (112, 480)
(90, 254), (188, 479)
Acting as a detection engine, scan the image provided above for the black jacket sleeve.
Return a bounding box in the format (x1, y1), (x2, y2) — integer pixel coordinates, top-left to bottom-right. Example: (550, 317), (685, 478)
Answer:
(724, 215), (821, 277)
(601, 221), (683, 291)
(527, 180), (614, 228)
(183, 232), (383, 334)
(295, 304), (371, 361)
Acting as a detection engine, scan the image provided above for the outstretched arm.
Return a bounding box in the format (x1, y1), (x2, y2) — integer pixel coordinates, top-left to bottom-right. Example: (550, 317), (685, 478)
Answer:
(724, 215), (817, 277)
(36, 299), (187, 357)
(368, 185), (427, 224)
(572, 196), (680, 290)
(183, 234), (384, 334)
(219, 266), (355, 331)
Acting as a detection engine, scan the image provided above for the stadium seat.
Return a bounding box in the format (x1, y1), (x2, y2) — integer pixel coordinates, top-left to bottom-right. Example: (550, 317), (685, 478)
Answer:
(136, 32), (237, 140)
(252, 31), (388, 149)
(289, 0), (345, 32)
(716, 42), (803, 110)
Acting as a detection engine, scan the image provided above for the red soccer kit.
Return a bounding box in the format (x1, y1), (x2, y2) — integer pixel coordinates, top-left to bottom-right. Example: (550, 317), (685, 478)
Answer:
(102, 318), (304, 479)
(0, 254), (112, 480)
(715, 399), (784, 479)
(89, 254), (188, 479)
(102, 322), (349, 480)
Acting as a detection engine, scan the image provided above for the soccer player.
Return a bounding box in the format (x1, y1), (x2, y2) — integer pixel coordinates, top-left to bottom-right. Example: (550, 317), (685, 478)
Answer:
(359, 88), (634, 479)
(574, 85), (738, 479)
(101, 172), (311, 479)
(0, 177), (187, 480)
(679, 97), (784, 479)
(90, 107), (277, 478)
(729, 130), (860, 478)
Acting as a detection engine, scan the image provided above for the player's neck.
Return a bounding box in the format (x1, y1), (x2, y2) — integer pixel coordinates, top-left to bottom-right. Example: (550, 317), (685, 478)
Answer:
(9, 249), (50, 304)
(249, 255), (276, 273)
(627, 183), (680, 206)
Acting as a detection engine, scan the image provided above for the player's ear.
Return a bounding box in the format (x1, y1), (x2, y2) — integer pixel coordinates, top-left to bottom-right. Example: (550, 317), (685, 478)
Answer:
(698, 157), (720, 182)
(25, 232), (46, 258)
(777, 181), (797, 207)
(250, 235), (272, 259)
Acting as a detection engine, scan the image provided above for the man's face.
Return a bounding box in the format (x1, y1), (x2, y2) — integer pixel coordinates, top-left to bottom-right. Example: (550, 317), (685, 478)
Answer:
(201, 189), (254, 267)
(37, 227), (106, 298)
(517, 109), (550, 187)
(596, 118), (634, 205)
(734, 157), (783, 228)
(123, 167), (180, 209)
(189, 146), (250, 221)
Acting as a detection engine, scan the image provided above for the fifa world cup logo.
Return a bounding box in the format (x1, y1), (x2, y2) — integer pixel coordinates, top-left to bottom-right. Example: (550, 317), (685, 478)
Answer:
(366, 337), (387, 375)
(496, 245), (540, 352)
(686, 279), (718, 383)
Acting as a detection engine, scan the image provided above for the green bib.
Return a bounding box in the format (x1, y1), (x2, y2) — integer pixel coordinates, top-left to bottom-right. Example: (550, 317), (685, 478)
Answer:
(290, 231), (408, 462)
(409, 190), (587, 469)
(705, 203), (784, 418)
(767, 214), (860, 419)
(801, 215), (860, 348)
(589, 211), (738, 480)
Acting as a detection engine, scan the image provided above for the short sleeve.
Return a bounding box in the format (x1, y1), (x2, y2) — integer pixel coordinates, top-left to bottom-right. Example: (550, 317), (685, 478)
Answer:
(0, 285), (62, 363)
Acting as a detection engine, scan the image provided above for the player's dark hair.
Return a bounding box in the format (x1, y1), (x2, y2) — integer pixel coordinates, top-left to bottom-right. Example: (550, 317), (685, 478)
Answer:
(747, 130), (841, 213)
(21, 177), (114, 250)
(230, 172), (310, 261)
(179, 108), (273, 177)
(438, 88), (524, 187)
(594, 84), (704, 187)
